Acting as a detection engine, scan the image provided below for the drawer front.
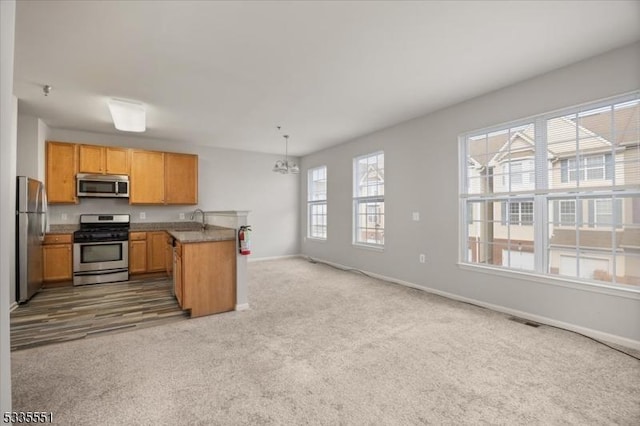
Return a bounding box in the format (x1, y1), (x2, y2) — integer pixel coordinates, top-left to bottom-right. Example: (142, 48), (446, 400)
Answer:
(43, 233), (72, 245)
(129, 231), (147, 241)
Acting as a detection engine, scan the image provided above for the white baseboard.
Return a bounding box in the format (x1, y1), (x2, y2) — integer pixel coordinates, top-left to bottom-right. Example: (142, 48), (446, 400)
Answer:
(235, 303), (250, 311)
(9, 301), (18, 312)
(248, 254), (302, 263)
(306, 256), (640, 351)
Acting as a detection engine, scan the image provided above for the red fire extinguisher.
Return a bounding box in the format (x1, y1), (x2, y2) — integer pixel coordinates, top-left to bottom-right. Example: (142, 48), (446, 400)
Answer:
(238, 225), (251, 255)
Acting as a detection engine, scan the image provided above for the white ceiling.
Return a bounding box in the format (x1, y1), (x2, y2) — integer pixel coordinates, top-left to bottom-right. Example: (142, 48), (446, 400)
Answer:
(13, 1), (640, 156)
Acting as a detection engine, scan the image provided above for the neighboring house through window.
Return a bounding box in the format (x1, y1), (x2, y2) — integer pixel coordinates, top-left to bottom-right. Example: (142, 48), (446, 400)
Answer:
(307, 166), (327, 239)
(461, 93), (639, 286)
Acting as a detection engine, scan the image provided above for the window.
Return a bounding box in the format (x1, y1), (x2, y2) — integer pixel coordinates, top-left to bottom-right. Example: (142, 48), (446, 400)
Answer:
(307, 166), (327, 239)
(504, 160), (535, 190)
(594, 199), (612, 226)
(354, 151), (384, 247)
(509, 201), (533, 225)
(461, 93), (639, 287)
(591, 198), (623, 228)
(559, 200), (576, 226)
(564, 154), (611, 182)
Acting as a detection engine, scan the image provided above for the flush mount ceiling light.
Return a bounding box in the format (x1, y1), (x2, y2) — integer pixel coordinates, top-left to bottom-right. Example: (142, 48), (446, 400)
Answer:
(273, 127), (299, 174)
(107, 98), (146, 132)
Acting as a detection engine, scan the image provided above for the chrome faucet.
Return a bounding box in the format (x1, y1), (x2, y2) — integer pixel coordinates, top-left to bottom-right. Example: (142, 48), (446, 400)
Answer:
(190, 208), (206, 230)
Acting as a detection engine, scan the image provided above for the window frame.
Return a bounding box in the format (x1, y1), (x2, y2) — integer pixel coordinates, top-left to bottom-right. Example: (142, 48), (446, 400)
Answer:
(459, 92), (640, 291)
(307, 165), (327, 240)
(353, 151), (385, 249)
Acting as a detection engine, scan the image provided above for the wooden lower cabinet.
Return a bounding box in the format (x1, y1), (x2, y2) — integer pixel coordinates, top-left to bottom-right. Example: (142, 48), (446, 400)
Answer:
(129, 231), (173, 275)
(165, 233), (174, 277)
(128, 232), (147, 274)
(147, 231), (167, 272)
(175, 239), (235, 317)
(174, 242), (183, 307)
(42, 234), (72, 282)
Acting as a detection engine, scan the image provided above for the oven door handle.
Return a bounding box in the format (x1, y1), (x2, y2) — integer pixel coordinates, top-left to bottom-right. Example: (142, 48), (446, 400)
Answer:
(74, 240), (128, 246)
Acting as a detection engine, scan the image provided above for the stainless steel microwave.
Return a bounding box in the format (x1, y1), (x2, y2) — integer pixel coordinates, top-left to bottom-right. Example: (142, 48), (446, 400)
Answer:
(77, 174), (129, 198)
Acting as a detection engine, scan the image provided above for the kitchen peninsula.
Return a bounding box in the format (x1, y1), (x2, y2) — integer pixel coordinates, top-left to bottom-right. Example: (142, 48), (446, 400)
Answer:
(168, 227), (237, 318)
(46, 220), (243, 319)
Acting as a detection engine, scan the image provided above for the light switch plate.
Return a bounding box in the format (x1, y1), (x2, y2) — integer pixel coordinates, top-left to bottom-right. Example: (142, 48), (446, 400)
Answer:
(179, 213), (185, 220)
(61, 213), (68, 221)
(412, 212), (420, 221)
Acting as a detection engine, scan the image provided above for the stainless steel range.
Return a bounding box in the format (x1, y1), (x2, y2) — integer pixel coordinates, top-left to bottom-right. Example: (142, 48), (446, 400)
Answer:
(73, 214), (130, 286)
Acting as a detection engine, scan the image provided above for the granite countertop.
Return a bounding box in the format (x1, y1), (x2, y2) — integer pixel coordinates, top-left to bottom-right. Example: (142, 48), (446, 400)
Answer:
(130, 222), (204, 232)
(47, 222), (234, 237)
(47, 224), (78, 233)
(168, 226), (236, 243)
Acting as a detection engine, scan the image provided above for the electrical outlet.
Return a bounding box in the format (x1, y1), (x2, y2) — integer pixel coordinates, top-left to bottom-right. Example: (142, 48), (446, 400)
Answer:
(61, 213), (68, 221)
(140, 212), (146, 220)
(419, 254), (426, 263)
(179, 213), (185, 220)
(412, 212), (420, 221)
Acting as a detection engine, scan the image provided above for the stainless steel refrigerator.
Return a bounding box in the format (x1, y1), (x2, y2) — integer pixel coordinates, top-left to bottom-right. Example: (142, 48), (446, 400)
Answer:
(16, 176), (48, 303)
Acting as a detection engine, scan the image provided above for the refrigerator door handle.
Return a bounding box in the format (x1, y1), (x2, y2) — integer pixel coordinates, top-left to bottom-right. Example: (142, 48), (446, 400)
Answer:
(38, 183), (47, 240)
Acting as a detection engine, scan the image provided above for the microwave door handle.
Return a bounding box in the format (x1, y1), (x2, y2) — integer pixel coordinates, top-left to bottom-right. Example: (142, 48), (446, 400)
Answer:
(115, 181), (120, 195)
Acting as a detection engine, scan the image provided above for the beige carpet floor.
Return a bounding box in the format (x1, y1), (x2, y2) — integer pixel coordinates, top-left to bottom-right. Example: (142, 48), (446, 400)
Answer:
(11, 258), (640, 425)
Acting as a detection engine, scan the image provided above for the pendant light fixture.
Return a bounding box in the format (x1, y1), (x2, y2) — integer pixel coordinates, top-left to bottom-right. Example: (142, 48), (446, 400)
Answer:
(273, 127), (300, 174)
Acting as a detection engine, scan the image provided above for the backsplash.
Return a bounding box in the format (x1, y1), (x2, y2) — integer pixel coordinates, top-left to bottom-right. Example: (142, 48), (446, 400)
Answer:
(48, 198), (200, 224)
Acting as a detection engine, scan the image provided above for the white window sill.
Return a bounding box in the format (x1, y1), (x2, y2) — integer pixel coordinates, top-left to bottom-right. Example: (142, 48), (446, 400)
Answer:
(306, 237), (327, 243)
(352, 243), (385, 252)
(457, 262), (640, 300)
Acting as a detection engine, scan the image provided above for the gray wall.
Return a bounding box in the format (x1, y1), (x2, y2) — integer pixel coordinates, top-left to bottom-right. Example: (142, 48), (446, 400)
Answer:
(46, 128), (300, 259)
(300, 42), (640, 345)
(1, 0), (16, 413)
(16, 113), (48, 180)
(17, 114), (38, 178)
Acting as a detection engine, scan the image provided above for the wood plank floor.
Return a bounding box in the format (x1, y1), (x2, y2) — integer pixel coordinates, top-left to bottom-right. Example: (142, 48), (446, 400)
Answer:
(10, 277), (188, 351)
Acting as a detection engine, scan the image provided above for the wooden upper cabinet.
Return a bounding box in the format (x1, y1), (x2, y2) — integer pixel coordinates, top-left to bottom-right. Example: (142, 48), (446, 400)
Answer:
(79, 145), (129, 175)
(45, 142), (197, 206)
(78, 145), (103, 173)
(46, 142), (78, 204)
(129, 150), (165, 204)
(105, 147), (129, 175)
(165, 153), (198, 205)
